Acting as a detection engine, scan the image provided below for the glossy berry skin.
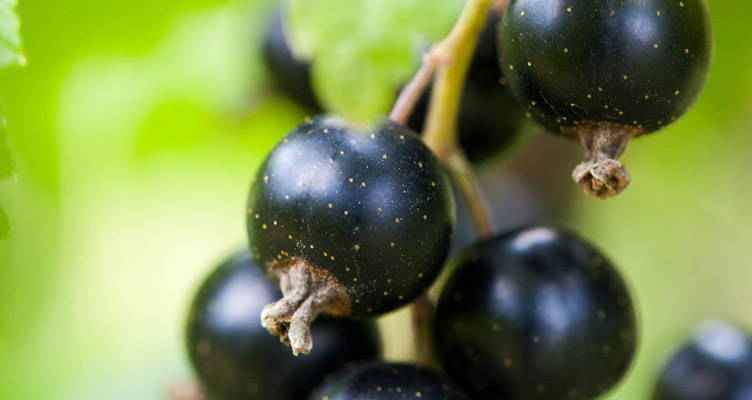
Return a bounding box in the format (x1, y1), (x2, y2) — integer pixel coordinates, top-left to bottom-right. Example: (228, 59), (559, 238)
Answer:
(310, 362), (469, 400)
(409, 11), (525, 163)
(186, 251), (381, 400)
(434, 227), (638, 400)
(500, 0), (711, 135)
(262, 7), (321, 111)
(653, 321), (752, 400)
(247, 117), (454, 317)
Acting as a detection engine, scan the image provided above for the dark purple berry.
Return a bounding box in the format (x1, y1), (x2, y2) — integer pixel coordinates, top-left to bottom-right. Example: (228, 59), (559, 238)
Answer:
(500, 0), (711, 197)
(653, 321), (752, 400)
(185, 250), (381, 400)
(262, 7), (321, 111)
(247, 117), (454, 355)
(434, 226), (638, 399)
(409, 10), (525, 163)
(310, 362), (469, 400)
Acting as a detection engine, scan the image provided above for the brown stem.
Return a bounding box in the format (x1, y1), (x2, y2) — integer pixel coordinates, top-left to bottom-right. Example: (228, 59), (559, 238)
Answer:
(493, 0), (510, 12)
(411, 295), (436, 367)
(390, 0), (496, 234)
(168, 381), (206, 400)
(389, 52), (441, 125)
(447, 151), (495, 238)
(570, 122), (639, 199)
(391, 0), (497, 370)
(261, 259), (351, 356)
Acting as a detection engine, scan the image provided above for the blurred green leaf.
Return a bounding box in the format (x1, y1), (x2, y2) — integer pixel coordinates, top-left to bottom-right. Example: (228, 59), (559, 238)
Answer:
(0, 0), (24, 67)
(288, 0), (463, 123)
(0, 119), (12, 178)
(0, 204), (7, 238)
(0, 118), (11, 253)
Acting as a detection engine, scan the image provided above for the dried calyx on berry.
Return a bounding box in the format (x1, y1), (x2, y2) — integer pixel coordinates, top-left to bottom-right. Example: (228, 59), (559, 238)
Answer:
(500, 0), (711, 198)
(185, 250), (381, 400)
(247, 116), (454, 355)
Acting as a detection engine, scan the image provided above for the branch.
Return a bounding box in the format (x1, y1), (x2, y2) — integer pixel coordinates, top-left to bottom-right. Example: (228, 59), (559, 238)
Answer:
(447, 151), (495, 237)
(422, 0), (494, 159)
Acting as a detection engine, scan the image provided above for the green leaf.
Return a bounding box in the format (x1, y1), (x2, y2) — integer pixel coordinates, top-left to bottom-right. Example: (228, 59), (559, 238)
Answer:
(288, 0), (463, 123)
(0, 119), (13, 179)
(0, 0), (24, 68)
(0, 204), (8, 239)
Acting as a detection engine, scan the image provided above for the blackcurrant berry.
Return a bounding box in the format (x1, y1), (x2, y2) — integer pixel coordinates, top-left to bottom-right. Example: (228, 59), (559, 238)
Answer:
(500, 0), (711, 198)
(262, 7), (321, 111)
(247, 116), (454, 355)
(653, 321), (752, 400)
(434, 226), (638, 399)
(409, 10), (525, 163)
(310, 362), (470, 400)
(186, 250), (381, 400)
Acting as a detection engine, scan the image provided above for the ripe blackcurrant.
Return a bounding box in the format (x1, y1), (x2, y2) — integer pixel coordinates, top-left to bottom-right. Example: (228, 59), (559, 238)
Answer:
(653, 321), (752, 400)
(434, 226), (638, 399)
(247, 116), (454, 355)
(262, 7), (321, 111)
(310, 362), (470, 400)
(409, 10), (525, 163)
(500, 0), (711, 197)
(185, 250), (381, 400)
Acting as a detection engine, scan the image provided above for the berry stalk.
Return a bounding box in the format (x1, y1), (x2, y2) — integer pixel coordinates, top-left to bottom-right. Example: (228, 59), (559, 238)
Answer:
(411, 294), (436, 367)
(422, 0), (494, 159)
(389, 52), (439, 125)
(419, 0), (496, 236)
(390, 0), (498, 235)
(168, 381), (206, 400)
(398, 0), (498, 368)
(446, 151), (494, 237)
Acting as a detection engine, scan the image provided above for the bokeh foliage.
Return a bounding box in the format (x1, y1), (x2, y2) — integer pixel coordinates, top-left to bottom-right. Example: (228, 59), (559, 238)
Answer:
(0, 0), (750, 399)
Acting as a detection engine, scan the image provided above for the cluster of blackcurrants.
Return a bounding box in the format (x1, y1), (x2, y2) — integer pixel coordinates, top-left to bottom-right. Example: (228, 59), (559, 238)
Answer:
(183, 1), (752, 399)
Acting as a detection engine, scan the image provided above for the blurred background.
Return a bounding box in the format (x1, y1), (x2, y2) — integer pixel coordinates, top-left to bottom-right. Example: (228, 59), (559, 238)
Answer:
(0, 0), (750, 398)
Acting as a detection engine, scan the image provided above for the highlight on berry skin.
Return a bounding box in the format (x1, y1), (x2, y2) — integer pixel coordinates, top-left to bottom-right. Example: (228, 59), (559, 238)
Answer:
(652, 321), (752, 400)
(434, 226), (638, 399)
(500, 0), (712, 198)
(246, 116), (454, 356)
(7, 0), (752, 400)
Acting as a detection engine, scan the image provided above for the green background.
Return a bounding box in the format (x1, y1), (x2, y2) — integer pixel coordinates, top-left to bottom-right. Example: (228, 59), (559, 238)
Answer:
(0, 0), (750, 398)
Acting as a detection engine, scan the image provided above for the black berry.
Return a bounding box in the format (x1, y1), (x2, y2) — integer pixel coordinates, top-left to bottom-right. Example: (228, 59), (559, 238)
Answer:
(500, 0), (711, 197)
(653, 321), (752, 400)
(434, 226), (638, 399)
(262, 7), (321, 111)
(186, 250), (381, 400)
(409, 10), (525, 163)
(310, 362), (469, 400)
(247, 116), (454, 354)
